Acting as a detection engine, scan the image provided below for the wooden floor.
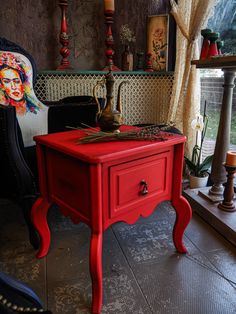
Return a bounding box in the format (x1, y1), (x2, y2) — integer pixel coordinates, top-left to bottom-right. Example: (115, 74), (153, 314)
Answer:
(0, 198), (236, 314)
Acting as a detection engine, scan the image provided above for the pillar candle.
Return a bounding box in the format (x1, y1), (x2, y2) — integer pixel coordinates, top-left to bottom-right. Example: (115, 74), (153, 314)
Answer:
(104, 0), (115, 11)
(226, 151), (236, 166)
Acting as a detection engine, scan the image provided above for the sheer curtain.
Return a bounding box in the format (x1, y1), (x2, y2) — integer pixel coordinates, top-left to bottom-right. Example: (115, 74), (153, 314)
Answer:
(168, 0), (218, 156)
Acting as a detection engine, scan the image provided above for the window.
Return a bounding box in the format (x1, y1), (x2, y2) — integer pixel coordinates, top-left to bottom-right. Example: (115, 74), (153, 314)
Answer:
(207, 0), (236, 55)
(200, 0), (236, 159)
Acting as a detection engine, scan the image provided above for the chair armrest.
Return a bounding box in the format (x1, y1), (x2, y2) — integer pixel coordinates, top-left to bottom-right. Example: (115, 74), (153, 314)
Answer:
(0, 105), (37, 198)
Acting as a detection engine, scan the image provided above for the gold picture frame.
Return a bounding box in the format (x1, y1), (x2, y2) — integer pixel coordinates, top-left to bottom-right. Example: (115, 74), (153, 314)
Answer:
(147, 14), (169, 71)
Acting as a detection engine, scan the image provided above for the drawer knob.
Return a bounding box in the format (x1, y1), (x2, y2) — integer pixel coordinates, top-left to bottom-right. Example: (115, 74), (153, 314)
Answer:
(140, 180), (148, 196)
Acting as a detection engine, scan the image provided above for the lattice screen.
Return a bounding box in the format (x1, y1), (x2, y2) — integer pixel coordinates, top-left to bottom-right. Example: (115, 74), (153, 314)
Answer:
(35, 72), (174, 125)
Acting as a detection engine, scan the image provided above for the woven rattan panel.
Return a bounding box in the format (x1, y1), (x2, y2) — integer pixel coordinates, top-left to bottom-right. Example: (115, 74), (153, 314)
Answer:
(35, 72), (174, 125)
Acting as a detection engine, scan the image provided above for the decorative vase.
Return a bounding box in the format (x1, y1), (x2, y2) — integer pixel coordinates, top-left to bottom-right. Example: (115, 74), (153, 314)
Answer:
(189, 173), (209, 189)
(207, 32), (220, 58)
(200, 29), (212, 60)
(121, 45), (133, 71)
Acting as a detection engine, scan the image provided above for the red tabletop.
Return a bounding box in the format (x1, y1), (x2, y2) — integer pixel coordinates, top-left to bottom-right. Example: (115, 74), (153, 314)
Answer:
(34, 125), (186, 163)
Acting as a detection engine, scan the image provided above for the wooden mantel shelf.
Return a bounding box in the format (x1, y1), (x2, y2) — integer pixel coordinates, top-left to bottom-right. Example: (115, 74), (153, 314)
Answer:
(192, 56), (236, 69)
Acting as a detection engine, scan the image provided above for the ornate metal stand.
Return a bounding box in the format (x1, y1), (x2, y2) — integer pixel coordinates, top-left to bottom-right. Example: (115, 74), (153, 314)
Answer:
(218, 164), (236, 212)
(57, 0), (72, 70)
(103, 9), (120, 71)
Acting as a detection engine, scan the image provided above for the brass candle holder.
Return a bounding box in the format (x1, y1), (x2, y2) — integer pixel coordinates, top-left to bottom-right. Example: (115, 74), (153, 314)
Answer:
(218, 163), (236, 212)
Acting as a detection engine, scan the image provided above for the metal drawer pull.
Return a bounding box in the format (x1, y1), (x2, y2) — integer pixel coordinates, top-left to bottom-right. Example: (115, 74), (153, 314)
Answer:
(140, 180), (148, 195)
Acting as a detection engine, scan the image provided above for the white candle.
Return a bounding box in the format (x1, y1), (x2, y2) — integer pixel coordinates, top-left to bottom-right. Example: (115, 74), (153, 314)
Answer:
(104, 0), (115, 11)
(226, 151), (236, 166)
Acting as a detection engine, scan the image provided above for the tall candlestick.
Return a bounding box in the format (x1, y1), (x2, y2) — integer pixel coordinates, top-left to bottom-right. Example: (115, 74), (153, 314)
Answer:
(226, 151), (236, 166)
(218, 163), (236, 212)
(103, 0), (120, 71)
(104, 0), (115, 11)
(57, 0), (72, 70)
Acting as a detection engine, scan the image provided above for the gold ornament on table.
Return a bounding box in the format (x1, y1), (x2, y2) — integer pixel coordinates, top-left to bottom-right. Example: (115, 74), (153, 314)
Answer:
(93, 70), (128, 133)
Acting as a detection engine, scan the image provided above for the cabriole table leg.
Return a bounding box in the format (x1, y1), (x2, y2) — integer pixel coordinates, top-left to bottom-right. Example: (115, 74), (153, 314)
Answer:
(90, 231), (103, 314)
(172, 196), (192, 253)
(31, 197), (51, 258)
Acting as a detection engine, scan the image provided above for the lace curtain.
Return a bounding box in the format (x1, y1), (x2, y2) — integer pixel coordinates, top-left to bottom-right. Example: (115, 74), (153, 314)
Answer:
(168, 0), (218, 157)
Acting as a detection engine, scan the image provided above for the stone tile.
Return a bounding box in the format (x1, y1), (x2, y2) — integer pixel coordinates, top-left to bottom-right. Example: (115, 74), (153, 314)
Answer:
(46, 226), (91, 282)
(102, 268), (151, 314)
(132, 253), (236, 314)
(0, 239), (46, 304)
(48, 267), (151, 314)
(185, 212), (235, 252)
(112, 217), (197, 267)
(48, 277), (92, 314)
(46, 227), (150, 313)
(46, 227), (134, 282)
(202, 248), (236, 289)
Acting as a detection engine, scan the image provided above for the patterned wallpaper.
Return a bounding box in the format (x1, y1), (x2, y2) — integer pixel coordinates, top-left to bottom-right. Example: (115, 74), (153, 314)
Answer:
(0, 0), (173, 71)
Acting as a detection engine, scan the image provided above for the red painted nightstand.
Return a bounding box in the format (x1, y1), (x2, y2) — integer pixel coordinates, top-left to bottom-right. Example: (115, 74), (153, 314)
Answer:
(31, 126), (192, 314)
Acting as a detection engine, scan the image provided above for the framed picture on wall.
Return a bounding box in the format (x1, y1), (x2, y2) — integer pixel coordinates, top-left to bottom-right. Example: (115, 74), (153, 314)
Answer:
(147, 14), (169, 71)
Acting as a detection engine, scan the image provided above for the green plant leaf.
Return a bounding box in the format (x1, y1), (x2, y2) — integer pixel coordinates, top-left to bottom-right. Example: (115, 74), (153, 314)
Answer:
(184, 157), (197, 175)
(185, 154), (213, 177)
(198, 155), (214, 174)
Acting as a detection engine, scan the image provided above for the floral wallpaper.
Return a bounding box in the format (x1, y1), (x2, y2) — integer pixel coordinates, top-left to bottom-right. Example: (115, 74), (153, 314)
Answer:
(0, 0), (172, 71)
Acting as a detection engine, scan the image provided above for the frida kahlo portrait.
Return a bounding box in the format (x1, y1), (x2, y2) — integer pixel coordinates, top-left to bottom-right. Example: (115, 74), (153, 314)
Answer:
(0, 51), (43, 116)
(0, 51), (48, 147)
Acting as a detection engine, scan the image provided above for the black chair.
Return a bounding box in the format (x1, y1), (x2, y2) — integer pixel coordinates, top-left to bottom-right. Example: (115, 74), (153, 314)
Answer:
(0, 271), (52, 313)
(0, 37), (103, 249)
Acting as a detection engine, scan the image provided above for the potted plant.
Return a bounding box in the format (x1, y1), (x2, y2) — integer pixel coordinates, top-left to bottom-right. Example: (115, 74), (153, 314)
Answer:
(185, 111), (213, 189)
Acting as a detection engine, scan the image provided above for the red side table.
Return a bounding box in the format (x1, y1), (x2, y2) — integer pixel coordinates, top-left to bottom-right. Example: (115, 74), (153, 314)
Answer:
(31, 126), (192, 314)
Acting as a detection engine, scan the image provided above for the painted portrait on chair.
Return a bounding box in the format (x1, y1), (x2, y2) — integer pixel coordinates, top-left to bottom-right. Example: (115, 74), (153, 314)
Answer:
(0, 52), (44, 115)
(0, 51), (48, 147)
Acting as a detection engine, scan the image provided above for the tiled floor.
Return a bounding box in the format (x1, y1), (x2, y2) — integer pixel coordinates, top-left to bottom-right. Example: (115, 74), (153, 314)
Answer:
(0, 199), (236, 314)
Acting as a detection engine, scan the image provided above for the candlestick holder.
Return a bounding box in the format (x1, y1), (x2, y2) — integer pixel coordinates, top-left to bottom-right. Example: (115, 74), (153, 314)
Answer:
(218, 163), (236, 212)
(57, 0), (72, 70)
(103, 9), (120, 71)
(145, 52), (154, 72)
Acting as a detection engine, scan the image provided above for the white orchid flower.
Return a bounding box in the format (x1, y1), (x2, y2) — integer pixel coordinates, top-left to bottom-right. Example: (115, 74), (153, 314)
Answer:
(191, 115), (204, 132)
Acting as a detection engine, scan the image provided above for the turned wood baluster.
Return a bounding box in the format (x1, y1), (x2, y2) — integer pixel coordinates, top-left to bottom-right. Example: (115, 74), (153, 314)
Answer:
(209, 69), (236, 196)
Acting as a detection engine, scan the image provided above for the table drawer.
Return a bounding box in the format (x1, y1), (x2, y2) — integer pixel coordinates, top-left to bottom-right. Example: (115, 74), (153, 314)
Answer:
(109, 150), (172, 219)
